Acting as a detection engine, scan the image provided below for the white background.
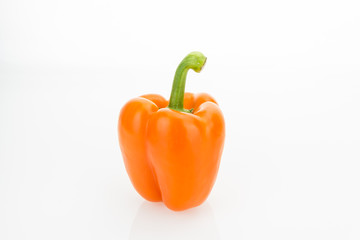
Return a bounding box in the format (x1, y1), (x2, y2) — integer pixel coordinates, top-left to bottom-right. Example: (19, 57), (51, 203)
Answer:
(1, 0), (360, 239)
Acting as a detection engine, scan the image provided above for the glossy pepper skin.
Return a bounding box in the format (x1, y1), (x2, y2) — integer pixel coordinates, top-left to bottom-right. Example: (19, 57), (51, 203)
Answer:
(118, 52), (225, 211)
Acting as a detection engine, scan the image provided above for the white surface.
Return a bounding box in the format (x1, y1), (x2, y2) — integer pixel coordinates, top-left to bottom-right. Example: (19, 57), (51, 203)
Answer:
(1, 0), (360, 239)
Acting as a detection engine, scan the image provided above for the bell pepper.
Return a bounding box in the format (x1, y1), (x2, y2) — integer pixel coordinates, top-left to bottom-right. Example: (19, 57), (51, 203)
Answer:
(118, 52), (225, 211)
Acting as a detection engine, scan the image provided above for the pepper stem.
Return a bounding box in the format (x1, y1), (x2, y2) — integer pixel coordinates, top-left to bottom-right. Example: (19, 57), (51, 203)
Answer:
(168, 52), (207, 113)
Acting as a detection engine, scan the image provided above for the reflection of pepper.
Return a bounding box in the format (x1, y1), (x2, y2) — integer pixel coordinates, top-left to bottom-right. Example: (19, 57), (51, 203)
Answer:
(118, 52), (225, 211)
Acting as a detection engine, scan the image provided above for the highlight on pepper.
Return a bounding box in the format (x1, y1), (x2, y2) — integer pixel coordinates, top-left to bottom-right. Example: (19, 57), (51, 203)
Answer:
(118, 52), (225, 211)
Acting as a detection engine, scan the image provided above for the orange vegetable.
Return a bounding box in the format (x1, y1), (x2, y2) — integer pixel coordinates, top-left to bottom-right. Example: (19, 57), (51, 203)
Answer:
(118, 52), (225, 211)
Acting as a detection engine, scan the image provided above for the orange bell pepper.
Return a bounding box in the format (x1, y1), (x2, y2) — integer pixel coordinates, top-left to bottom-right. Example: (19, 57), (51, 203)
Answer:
(118, 52), (225, 211)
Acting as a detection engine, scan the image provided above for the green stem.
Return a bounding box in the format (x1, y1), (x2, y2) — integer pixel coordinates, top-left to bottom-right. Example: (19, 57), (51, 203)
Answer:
(168, 52), (207, 113)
